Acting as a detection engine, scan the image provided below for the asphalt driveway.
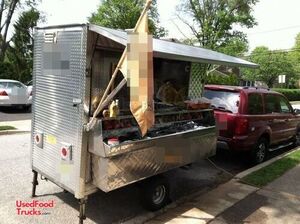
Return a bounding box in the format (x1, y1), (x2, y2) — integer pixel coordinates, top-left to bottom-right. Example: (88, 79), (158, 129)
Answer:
(0, 107), (31, 122)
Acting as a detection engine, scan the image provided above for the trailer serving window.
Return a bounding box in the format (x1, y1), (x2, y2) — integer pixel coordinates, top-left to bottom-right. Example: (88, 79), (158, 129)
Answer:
(90, 48), (191, 115)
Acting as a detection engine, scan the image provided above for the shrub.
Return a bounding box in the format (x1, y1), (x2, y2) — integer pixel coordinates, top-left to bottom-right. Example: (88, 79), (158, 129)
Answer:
(272, 88), (300, 101)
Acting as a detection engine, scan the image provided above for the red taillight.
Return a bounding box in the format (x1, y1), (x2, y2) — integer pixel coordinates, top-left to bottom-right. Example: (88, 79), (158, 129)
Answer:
(235, 117), (249, 135)
(0, 90), (8, 96)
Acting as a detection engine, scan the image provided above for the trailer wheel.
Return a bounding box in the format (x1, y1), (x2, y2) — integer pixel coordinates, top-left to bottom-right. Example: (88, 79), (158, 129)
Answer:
(140, 176), (170, 211)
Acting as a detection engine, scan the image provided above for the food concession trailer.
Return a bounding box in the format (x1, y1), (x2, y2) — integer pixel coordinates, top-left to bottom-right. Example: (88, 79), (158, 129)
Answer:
(30, 23), (257, 223)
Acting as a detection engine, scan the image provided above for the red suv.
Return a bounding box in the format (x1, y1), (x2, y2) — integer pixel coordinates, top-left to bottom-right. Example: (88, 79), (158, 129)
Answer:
(203, 85), (300, 164)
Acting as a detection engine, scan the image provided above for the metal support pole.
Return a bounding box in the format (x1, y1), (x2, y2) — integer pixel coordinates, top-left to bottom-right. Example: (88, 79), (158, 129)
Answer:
(31, 170), (38, 197)
(78, 197), (87, 224)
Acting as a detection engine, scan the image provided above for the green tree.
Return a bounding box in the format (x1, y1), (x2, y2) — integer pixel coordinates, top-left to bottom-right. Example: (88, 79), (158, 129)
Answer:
(181, 35), (248, 57)
(177, 0), (258, 51)
(218, 37), (249, 57)
(243, 46), (296, 88)
(289, 33), (300, 77)
(0, 0), (38, 62)
(89, 0), (167, 38)
(6, 8), (40, 82)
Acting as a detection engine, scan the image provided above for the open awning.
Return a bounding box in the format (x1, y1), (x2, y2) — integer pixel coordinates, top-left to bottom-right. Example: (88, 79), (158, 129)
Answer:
(89, 24), (258, 69)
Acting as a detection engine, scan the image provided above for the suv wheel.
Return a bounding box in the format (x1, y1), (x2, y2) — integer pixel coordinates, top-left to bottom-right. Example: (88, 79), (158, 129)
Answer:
(251, 138), (268, 164)
(293, 128), (300, 146)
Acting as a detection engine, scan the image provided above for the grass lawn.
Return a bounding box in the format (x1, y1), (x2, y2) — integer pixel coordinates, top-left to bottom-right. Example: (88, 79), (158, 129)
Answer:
(241, 149), (300, 187)
(0, 125), (16, 131)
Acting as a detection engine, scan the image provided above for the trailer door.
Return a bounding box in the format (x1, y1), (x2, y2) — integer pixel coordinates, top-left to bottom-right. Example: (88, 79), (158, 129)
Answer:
(31, 25), (88, 195)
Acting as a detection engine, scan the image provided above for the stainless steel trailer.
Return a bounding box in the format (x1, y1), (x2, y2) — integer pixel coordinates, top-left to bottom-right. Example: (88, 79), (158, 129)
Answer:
(30, 23), (257, 223)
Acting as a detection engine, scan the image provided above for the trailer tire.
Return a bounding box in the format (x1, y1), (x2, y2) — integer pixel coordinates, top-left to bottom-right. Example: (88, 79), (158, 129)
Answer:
(140, 176), (170, 211)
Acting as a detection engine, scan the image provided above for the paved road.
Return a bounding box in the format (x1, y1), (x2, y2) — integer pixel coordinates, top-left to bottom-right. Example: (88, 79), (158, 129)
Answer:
(0, 107), (31, 122)
(0, 134), (231, 224)
(210, 145), (294, 176)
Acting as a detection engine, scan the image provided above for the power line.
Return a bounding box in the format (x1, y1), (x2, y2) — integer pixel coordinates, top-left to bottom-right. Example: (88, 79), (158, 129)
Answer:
(161, 16), (300, 36)
(247, 25), (300, 35)
(243, 48), (300, 58)
(159, 17), (180, 24)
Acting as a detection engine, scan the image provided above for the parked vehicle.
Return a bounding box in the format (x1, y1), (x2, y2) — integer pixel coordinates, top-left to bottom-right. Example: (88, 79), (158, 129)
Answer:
(26, 80), (33, 107)
(203, 85), (300, 164)
(26, 80), (33, 92)
(0, 79), (32, 110)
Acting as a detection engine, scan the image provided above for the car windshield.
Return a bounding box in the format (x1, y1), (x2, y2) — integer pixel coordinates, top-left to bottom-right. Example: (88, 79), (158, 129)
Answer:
(203, 89), (240, 113)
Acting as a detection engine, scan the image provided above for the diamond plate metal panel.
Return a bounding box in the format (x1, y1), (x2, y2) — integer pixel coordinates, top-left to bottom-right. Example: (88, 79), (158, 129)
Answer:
(92, 127), (216, 192)
(31, 26), (87, 194)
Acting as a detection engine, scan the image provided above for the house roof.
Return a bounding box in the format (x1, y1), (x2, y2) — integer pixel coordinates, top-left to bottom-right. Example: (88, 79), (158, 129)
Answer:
(89, 24), (258, 69)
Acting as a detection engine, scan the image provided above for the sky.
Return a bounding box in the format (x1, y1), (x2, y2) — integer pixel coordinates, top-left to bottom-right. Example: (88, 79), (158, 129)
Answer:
(37, 0), (300, 52)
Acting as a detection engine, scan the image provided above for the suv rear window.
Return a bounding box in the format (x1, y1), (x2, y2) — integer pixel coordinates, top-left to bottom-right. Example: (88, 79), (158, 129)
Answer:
(203, 89), (240, 113)
(248, 93), (264, 114)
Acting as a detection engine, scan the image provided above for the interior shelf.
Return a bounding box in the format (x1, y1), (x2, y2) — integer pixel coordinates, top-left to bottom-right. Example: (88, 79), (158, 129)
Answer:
(98, 108), (213, 121)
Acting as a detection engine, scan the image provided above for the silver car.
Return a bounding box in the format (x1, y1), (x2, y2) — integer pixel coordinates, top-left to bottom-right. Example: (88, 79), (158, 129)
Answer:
(0, 79), (32, 109)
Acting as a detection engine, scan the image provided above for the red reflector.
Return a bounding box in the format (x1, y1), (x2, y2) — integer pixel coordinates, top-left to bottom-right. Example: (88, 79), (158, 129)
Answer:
(235, 117), (249, 135)
(61, 148), (67, 157)
(0, 90), (8, 96)
(35, 135), (40, 143)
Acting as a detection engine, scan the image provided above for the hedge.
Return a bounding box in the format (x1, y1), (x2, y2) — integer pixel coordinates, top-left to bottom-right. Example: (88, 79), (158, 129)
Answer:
(272, 88), (300, 101)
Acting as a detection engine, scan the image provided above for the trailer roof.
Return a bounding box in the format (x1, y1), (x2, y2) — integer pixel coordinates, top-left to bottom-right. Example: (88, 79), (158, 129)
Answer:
(89, 24), (258, 69)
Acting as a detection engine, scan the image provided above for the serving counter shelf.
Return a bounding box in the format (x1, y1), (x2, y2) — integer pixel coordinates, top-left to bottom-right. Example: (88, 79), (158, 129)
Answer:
(88, 106), (216, 192)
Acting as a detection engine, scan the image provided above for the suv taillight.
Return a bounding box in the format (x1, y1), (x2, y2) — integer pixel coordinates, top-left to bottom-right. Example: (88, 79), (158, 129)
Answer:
(0, 90), (8, 96)
(235, 117), (249, 135)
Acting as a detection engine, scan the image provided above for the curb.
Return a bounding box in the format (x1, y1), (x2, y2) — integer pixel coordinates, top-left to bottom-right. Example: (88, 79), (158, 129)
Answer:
(0, 130), (30, 136)
(235, 147), (300, 179)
